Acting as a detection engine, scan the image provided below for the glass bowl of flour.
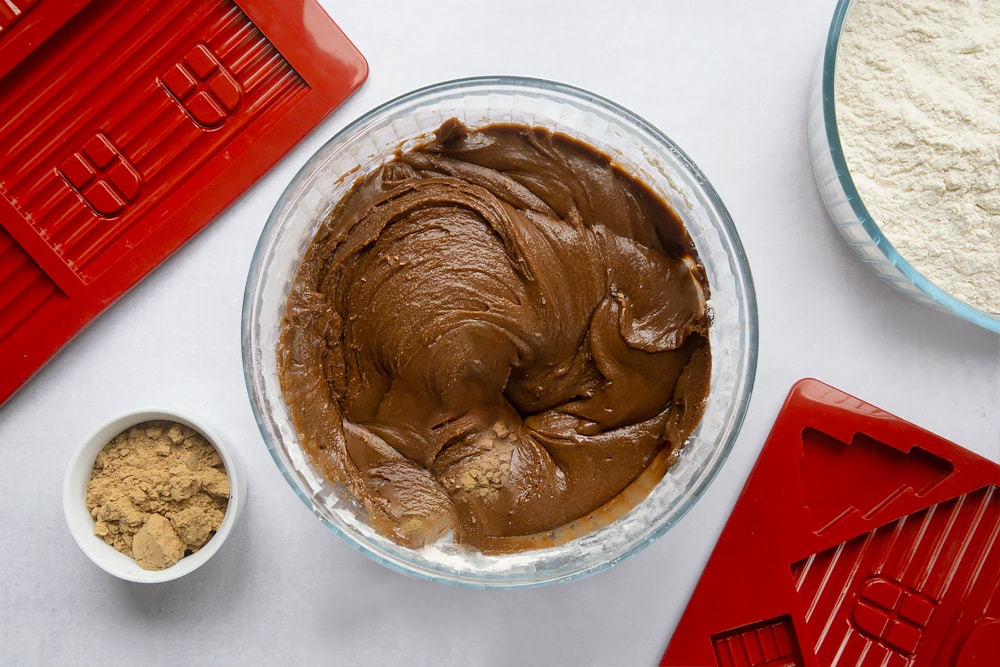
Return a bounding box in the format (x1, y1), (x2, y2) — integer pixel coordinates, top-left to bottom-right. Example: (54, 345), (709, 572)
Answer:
(808, 0), (1000, 334)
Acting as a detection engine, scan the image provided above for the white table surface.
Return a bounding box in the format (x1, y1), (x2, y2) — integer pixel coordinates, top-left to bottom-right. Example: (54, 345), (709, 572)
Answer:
(2, 1), (998, 665)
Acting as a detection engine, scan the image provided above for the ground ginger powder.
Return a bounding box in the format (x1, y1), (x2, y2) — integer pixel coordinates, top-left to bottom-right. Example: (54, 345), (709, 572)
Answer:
(86, 420), (230, 571)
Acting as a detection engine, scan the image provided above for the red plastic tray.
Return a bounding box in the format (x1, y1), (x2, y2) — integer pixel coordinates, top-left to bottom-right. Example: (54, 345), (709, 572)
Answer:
(661, 379), (1000, 667)
(0, 0), (367, 405)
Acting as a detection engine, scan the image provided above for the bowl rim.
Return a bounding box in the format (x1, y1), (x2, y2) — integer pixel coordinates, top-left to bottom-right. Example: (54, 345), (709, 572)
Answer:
(242, 74), (758, 588)
(821, 0), (1000, 333)
(62, 408), (247, 583)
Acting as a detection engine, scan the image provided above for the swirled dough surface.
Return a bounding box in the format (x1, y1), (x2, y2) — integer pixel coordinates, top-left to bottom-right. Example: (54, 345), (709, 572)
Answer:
(279, 119), (711, 552)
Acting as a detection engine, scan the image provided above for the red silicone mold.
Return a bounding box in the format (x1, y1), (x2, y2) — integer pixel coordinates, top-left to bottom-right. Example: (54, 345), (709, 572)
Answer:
(661, 378), (1000, 667)
(0, 0), (367, 405)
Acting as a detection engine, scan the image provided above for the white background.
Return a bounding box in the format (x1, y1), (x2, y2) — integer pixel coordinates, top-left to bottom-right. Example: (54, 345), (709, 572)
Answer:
(2, 1), (998, 665)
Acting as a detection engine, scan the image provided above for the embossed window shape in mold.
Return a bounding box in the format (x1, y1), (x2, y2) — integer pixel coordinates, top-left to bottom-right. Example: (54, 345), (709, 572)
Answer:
(58, 133), (142, 218)
(852, 577), (935, 656)
(711, 616), (804, 667)
(0, 0), (39, 33)
(160, 43), (243, 129)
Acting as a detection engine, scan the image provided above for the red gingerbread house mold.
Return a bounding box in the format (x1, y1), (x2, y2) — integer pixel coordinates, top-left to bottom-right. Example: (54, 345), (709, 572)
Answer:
(661, 378), (1000, 667)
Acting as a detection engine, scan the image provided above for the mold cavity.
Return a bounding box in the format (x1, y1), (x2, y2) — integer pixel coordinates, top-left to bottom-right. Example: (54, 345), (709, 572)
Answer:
(798, 428), (954, 535)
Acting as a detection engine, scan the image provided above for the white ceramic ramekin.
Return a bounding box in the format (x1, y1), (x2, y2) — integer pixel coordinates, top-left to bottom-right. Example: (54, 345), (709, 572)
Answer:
(63, 409), (247, 583)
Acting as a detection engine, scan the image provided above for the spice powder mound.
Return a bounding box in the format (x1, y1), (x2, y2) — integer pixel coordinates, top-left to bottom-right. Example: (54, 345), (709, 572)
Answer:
(86, 420), (230, 571)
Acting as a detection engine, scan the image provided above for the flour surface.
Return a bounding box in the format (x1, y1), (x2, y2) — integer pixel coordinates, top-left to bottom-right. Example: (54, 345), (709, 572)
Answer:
(835, 0), (1000, 315)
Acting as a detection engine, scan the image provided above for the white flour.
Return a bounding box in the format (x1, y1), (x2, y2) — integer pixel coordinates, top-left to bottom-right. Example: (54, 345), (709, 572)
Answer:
(835, 0), (1000, 316)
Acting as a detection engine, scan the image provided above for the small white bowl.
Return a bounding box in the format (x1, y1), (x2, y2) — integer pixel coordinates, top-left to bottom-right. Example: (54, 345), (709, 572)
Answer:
(63, 409), (247, 583)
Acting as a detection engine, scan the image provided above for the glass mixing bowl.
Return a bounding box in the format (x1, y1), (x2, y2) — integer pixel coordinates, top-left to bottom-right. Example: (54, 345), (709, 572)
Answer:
(808, 0), (1000, 334)
(243, 76), (758, 588)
